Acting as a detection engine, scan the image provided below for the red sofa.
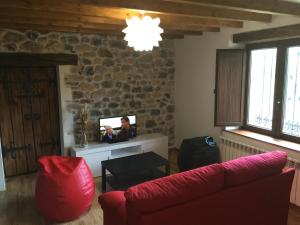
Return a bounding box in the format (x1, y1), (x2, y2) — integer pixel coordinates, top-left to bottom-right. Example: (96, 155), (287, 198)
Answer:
(99, 151), (294, 225)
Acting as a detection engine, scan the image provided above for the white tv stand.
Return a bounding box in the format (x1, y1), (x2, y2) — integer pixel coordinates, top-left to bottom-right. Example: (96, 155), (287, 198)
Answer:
(71, 133), (168, 177)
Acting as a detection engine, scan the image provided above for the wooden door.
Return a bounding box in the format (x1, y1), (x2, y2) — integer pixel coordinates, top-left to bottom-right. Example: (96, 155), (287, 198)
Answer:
(0, 67), (61, 177)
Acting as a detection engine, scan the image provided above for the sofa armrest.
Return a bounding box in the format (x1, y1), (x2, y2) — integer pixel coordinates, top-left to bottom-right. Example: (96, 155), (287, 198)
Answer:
(99, 191), (126, 225)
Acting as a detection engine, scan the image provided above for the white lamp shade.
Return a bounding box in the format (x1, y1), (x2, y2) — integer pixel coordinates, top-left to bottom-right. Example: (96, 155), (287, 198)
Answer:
(123, 16), (164, 51)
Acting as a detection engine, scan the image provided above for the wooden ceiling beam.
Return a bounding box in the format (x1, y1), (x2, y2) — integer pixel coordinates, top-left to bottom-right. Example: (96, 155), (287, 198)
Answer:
(0, 18), (122, 32)
(77, 3), (243, 28)
(165, 30), (203, 36)
(0, 6), (243, 29)
(0, 7), (125, 26)
(0, 16), (210, 36)
(67, 0), (271, 22)
(175, 0), (300, 16)
(0, 21), (185, 39)
(0, 16), (218, 34)
(162, 34), (185, 39)
(0, 21), (121, 35)
(233, 23), (300, 43)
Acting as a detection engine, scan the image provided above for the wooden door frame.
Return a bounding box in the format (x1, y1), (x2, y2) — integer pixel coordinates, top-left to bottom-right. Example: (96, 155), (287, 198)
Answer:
(0, 53), (78, 184)
(0, 53), (78, 67)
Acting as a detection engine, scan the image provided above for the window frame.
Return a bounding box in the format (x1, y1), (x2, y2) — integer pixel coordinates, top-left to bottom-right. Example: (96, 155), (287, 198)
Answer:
(243, 38), (300, 144)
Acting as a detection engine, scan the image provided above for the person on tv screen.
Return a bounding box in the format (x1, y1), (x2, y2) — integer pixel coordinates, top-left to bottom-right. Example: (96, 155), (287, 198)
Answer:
(102, 126), (117, 143)
(117, 116), (136, 141)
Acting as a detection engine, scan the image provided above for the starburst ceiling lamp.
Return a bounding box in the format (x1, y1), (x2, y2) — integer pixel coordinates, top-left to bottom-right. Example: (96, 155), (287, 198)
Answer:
(122, 15), (164, 51)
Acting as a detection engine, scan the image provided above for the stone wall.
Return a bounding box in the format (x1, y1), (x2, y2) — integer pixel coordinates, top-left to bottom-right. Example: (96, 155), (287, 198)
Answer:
(0, 29), (175, 146)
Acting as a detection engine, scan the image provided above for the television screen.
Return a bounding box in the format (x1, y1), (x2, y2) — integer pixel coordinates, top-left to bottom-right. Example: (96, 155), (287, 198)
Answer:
(99, 115), (137, 143)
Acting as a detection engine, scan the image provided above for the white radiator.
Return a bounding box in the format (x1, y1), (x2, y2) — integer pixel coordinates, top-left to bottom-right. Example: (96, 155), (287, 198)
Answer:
(220, 136), (300, 206)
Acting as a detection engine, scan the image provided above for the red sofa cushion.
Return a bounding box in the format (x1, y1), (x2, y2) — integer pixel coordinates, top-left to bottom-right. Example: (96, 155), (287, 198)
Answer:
(222, 150), (287, 187)
(125, 164), (224, 215)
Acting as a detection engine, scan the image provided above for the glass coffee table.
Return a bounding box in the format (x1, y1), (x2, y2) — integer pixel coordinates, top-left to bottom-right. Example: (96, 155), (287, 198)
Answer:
(101, 152), (170, 192)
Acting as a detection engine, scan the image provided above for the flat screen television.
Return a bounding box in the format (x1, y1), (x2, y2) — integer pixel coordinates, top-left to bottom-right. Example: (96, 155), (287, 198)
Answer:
(99, 115), (137, 143)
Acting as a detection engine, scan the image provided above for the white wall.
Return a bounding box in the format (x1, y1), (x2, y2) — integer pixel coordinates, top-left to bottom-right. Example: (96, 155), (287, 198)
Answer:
(174, 15), (300, 148)
(58, 66), (76, 155)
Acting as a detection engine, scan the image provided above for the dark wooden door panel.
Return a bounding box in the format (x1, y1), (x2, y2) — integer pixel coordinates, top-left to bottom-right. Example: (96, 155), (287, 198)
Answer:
(0, 69), (16, 176)
(30, 67), (60, 159)
(20, 69), (38, 172)
(215, 49), (245, 126)
(30, 67), (46, 160)
(0, 66), (60, 177)
(45, 68), (61, 156)
(22, 95), (38, 173)
(8, 68), (29, 175)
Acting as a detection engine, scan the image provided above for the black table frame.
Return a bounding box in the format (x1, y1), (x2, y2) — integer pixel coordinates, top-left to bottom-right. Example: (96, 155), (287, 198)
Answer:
(101, 152), (170, 192)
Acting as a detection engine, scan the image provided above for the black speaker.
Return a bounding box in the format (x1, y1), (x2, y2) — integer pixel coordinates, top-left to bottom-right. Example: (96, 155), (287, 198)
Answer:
(177, 136), (220, 172)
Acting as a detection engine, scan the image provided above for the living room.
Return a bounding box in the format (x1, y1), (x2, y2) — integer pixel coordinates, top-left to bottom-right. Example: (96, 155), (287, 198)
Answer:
(0, 1), (300, 225)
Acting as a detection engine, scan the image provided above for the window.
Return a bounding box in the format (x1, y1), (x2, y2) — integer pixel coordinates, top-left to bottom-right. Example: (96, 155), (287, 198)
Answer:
(247, 48), (277, 130)
(245, 40), (300, 142)
(282, 47), (300, 137)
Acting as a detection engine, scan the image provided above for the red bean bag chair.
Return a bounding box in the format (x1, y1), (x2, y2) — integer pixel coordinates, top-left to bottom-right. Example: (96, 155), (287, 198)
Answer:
(35, 156), (95, 222)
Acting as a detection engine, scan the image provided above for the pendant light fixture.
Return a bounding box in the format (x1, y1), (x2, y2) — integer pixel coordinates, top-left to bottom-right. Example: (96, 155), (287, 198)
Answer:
(123, 15), (164, 51)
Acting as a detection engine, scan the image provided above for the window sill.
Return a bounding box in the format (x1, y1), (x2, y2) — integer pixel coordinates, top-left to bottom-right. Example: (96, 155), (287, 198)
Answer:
(226, 129), (300, 152)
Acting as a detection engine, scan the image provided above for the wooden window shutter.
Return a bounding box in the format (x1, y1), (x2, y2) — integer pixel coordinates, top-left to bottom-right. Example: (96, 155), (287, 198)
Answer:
(214, 49), (245, 126)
